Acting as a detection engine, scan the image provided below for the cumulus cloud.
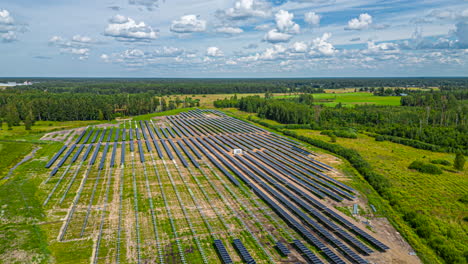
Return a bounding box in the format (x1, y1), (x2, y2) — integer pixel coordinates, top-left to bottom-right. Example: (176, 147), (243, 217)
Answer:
(254, 23), (273, 31)
(49, 35), (94, 48)
(215, 26), (243, 34)
(104, 15), (158, 41)
(72, 35), (93, 43)
(310, 33), (336, 56)
(49, 34), (96, 59)
(220, 0), (270, 20)
(206, 46), (224, 57)
(304, 12), (320, 26)
(0, 9), (21, 43)
(60, 48), (90, 60)
(365, 41), (399, 54)
(345, 13), (372, 30)
(290, 41), (308, 53)
(401, 27), (468, 50)
(264, 29), (293, 43)
(264, 10), (300, 43)
(101, 47), (197, 68)
(275, 10), (300, 34)
(0, 9), (14, 24)
(129, 0), (160, 11)
(170, 15), (206, 33)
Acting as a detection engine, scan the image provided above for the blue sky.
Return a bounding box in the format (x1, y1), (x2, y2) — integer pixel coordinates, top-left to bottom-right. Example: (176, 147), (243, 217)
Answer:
(0, 0), (467, 77)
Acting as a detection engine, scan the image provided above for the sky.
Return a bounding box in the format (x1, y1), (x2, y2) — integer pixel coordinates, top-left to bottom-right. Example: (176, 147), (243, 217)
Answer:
(0, 0), (468, 77)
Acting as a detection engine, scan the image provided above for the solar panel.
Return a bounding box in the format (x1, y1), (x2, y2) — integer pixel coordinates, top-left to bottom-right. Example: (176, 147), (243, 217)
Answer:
(160, 139), (174, 160)
(110, 142), (117, 167)
(168, 140), (188, 167)
(82, 144), (93, 162)
(45, 145), (67, 168)
(276, 241), (290, 256)
(138, 140), (145, 163)
(57, 144), (77, 168)
(83, 128), (94, 144)
(293, 240), (324, 264)
(99, 143), (109, 170)
(75, 129), (88, 144)
(214, 239), (233, 264)
(71, 145), (85, 163)
(233, 239), (256, 264)
(121, 142), (126, 165)
(90, 143), (101, 165)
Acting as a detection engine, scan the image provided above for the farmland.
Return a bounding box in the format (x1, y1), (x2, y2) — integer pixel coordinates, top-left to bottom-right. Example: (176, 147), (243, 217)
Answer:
(275, 92), (401, 107)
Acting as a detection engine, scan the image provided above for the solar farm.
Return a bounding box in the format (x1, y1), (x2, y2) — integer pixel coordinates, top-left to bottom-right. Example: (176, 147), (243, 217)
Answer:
(42, 109), (393, 264)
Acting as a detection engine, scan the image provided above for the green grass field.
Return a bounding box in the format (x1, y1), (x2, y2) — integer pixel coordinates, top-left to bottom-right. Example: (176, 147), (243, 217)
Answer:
(276, 92), (401, 107)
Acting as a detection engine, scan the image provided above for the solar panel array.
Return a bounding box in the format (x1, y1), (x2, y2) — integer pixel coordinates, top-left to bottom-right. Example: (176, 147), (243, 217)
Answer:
(43, 109), (390, 264)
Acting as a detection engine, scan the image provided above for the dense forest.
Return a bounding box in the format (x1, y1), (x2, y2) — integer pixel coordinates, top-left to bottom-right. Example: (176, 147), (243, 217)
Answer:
(2, 77), (468, 94)
(0, 91), (200, 126)
(214, 91), (467, 154)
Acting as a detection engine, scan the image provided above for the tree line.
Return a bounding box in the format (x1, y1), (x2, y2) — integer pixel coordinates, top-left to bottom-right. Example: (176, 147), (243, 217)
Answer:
(214, 93), (467, 153)
(0, 91), (200, 129)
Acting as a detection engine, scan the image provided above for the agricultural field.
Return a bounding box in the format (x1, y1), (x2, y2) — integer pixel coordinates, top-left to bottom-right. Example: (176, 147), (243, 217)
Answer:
(0, 109), (419, 264)
(163, 93), (290, 108)
(276, 92), (401, 107)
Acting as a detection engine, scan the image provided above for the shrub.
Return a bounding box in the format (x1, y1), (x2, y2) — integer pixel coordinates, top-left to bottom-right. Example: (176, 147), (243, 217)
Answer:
(458, 194), (468, 204)
(320, 130), (334, 136)
(408, 161), (443, 175)
(453, 153), (465, 171)
(334, 129), (358, 139)
(430, 159), (451, 166)
(375, 135), (385, 141)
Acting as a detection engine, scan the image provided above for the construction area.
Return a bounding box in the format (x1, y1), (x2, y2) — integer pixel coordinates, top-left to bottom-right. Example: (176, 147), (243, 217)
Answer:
(41, 109), (419, 264)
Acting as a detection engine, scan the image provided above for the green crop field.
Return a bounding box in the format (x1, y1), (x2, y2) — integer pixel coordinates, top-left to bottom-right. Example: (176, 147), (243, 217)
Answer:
(275, 92), (401, 107)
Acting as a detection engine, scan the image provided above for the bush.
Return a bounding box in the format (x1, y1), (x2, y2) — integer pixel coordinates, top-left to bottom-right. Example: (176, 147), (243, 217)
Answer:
(375, 135), (385, 141)
(458, 194), (468, 204)
(408, 161), (443, 175)
(430, 159), (451, 166)
(453, 153), (465, 171)
(320, 130), (334, 136)
(334, 128), (358, 139)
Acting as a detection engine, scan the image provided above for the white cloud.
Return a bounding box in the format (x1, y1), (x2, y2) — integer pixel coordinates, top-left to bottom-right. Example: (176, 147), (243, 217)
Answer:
(206, 46), (224, 57)
(221, 0), (270, 20)
(215, 26), (244, 34)
(0, 9), (14, 25)
(311, 33), (336, 56)
(49, 35), (94, 48)
(264, 29), (293, 43)
(129, 0), (160, 11)
(304, 12), (320, 26)
(104, 15), (158, 41)
(72, 35), (93, 43)
(263, 10), (300, 43)
(0, 9), (20, 43)
(345, 13), (372, 30)
(170, 15), (206, 33)
(254, 23), (273, 31)
(291, 41), (308, 53)
(1, 31), (16, 42)
(275, 10), (300, 34)
(365, 41), (399, 54)
(60, 48), (90, 60)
